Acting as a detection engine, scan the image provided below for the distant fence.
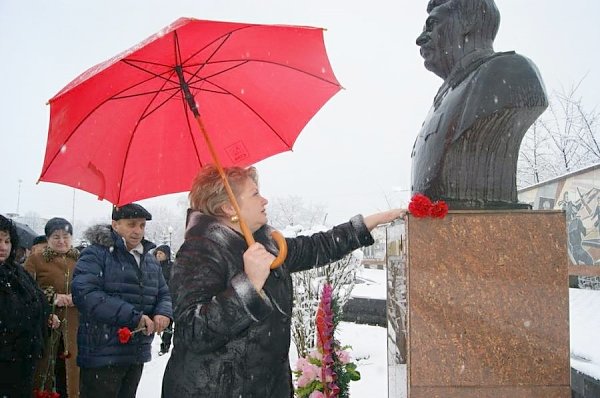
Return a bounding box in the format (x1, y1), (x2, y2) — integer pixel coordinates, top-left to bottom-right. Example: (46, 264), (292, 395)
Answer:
(572, 368), (600, 398)
(362, 258), (385, 270)
(342, 297), (386, 327)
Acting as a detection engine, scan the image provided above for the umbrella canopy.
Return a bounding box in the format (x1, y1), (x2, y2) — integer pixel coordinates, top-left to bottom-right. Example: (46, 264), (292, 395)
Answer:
(13, 221), (37, 249)
(39, 17), (342, 206)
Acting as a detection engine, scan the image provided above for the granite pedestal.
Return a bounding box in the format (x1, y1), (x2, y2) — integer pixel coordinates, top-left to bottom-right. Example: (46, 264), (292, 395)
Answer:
(387, 210), (570, 397)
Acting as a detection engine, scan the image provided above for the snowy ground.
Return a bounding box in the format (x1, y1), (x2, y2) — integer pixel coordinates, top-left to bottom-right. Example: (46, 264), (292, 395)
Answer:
(570, 287), (600, 381)
(137, 269), (600, 397)
(137, 322), (387, 397)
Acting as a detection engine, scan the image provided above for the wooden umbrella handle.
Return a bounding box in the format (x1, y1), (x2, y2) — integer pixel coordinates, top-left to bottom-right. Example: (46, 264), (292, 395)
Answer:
(270, 230), (287, 269)
(191, 114), (288, 269)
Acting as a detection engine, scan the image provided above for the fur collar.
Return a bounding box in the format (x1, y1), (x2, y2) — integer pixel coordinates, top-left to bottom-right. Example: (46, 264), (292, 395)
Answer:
(84, 224), (114, 248)
(42, 246), (80, 262)
(83, 223), (156, 253)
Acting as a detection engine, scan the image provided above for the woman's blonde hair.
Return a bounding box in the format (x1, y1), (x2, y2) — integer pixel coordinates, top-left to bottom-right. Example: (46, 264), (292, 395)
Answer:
(189, 164), (258, 217)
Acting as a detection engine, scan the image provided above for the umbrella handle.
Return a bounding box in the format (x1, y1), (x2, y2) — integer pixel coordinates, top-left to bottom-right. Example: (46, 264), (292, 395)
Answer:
(270, 230), (288, 269)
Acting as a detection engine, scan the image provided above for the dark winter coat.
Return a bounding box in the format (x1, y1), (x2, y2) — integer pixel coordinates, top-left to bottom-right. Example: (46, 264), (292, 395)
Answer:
(156, 245), (173, 286)
(161, 212), (374, 398)
(0, 260), (49, 362)
(72, 225), (173, 368)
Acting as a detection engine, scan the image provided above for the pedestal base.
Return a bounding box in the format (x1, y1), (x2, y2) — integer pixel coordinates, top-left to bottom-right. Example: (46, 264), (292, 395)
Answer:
(399, 211), (570, 397)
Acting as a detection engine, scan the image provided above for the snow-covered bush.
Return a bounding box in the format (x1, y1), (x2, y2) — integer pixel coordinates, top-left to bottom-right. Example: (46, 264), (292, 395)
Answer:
(286, 225), (363, 357)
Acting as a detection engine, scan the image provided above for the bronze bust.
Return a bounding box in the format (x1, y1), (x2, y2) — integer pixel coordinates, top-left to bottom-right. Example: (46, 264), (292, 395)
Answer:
(411, 0), (548, 209)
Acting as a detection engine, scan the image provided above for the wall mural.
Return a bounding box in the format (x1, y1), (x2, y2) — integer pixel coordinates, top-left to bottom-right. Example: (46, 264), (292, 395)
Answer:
(519, 163), (600, 289)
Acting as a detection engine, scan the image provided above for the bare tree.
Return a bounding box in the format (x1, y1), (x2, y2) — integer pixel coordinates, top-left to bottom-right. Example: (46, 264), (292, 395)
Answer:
(290, 243), (362, 357)
(268, 195), (327, 230)
(518, 80), (599, 187)
(517, 120), (551, 187)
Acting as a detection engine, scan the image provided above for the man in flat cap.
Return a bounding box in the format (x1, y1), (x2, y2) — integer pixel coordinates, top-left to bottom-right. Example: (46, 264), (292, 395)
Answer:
(72, 203), (172, 398)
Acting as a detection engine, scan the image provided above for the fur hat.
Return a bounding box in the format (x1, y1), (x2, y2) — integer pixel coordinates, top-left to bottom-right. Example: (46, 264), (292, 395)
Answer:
(112, 203), (152, 221)
(44, 217), (73, 237)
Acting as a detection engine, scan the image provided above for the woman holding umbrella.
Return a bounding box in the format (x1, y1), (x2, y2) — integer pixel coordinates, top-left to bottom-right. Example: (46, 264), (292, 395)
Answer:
(161, 165), (406, 397)
(25, 217), (80, 398)
(0, 215), (57, 397)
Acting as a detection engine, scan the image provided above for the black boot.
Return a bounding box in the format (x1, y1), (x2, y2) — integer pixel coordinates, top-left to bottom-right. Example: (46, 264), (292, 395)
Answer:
(159, 343), (169, 356)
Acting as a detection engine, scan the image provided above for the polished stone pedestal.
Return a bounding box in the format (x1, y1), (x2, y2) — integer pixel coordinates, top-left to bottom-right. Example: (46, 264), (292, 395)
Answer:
(388, 210), (571, 397)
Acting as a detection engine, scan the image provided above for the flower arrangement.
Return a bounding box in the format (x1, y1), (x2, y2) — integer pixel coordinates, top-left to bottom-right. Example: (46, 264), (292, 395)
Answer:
(117, 326), (146, 344)
(408, 193), (449, 218)
(294, 283), (360, 398)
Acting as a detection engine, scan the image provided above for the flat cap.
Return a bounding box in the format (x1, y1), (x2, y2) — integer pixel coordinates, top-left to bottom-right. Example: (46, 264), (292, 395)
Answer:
(112, 203), (152, 221)
(33, 235), (47, 245)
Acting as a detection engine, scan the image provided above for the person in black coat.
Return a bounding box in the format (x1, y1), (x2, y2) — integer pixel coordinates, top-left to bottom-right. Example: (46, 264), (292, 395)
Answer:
(161, 165), (406, 398)
(154, 244), (174, 355)
(72, 204), (173, 398)
(0, 215), (58, 397)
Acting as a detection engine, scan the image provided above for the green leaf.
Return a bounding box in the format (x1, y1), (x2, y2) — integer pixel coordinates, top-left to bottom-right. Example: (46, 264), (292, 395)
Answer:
(294, 380), (323, 398)
(348, 369), (361, 381)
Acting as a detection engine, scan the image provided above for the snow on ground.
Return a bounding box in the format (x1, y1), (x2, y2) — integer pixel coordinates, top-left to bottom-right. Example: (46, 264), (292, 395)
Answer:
(570, 287), (600, 381)
(137, 270), (600, 397)
(351, 267), (387, 300)
(137, 322), (387, 397)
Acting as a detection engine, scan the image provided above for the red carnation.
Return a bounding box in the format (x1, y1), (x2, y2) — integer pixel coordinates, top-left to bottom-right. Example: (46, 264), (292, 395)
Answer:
(118, 327), (133, 344)
(118, 326), (146, 344)
(408, 193), (433, 218)
(430, 200), (449, 219)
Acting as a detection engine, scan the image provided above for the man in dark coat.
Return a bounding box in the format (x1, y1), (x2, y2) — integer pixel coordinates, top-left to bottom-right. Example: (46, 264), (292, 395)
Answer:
(154, 244), (174, 355)
(72, 203), (173, 398)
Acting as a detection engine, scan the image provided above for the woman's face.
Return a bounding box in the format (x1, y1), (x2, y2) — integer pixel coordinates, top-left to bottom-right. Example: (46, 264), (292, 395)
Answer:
(237, 178), (269, 233)
(155, 250), (167, 262)
(0, 231), (11, 263)
(47, 229), (73, 254)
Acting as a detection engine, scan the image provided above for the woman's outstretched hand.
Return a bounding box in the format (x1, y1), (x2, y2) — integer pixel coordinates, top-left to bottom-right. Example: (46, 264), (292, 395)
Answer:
(363, 209), (407, 231)
(243, 242), (275, 292)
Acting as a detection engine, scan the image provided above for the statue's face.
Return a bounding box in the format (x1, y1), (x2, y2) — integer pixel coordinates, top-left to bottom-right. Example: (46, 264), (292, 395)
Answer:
(416, 3), (464, 79)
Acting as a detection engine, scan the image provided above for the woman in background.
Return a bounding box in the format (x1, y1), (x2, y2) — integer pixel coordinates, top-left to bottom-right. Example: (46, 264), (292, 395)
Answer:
(155, 244), (174, 356)
(25, 217), (80, 398)
(0, 215), (55, 397)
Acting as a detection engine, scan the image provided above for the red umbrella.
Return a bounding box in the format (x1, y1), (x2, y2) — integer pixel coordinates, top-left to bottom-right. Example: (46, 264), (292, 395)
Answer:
(39, 18), (342, 267)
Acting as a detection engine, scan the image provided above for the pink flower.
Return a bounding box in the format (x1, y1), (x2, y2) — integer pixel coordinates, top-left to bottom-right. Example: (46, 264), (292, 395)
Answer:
(309, 391), (325, 398)
(309, 349), (322, 361)
(295, 356), (311, 371)
(336, 349), (351, 364)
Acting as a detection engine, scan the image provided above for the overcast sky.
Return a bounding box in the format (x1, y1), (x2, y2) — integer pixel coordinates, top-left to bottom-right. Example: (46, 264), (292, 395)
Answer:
(1, 0), (599, 228)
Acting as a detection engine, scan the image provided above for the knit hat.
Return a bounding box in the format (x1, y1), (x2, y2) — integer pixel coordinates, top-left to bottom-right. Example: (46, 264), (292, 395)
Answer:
(44, 217), (73, 237)
(33, 235), (47, 245)
(112, 203), (152, 221)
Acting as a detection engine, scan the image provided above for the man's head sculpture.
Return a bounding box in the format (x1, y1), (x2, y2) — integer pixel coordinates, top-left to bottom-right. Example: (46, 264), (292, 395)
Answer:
(411, 0), (548, 209)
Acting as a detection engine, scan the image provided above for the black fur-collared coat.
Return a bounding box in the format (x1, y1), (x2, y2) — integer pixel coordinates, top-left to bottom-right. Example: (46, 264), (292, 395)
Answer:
(161, 212), (374, 398)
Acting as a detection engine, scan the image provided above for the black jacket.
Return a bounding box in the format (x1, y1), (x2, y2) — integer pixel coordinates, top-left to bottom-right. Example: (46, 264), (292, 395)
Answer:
(155, 245), (173, 286)
(0, 260), (49, 362)
(161, 212), (373, 398)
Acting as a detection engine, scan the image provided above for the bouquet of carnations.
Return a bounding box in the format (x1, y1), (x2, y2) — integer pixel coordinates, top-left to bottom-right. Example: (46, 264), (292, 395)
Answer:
(293, 283), (360, 398)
